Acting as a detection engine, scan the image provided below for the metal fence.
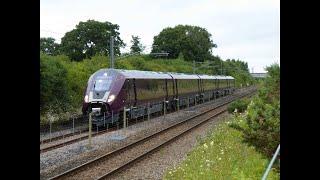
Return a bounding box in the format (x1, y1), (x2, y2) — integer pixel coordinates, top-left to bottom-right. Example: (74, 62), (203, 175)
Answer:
(262, 144), (280, 180)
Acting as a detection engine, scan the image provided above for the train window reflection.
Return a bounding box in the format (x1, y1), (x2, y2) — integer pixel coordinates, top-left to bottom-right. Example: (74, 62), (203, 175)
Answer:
(94, 78), (112, 91)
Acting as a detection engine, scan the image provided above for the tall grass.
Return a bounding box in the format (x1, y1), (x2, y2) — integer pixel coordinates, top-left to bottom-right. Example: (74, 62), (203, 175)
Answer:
(163, 115), (279, 179)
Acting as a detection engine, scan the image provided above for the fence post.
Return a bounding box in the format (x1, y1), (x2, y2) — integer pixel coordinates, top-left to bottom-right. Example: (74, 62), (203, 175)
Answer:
(147, 102), (150, 121)
(177, 98), (179, 111)
(187, 97), (190, 109)
(73, 117), (75, 135)
(123, 106), (126, 128)
(49, 119), (52, 142)
(104, 112), (106, 127)
(88, 112), (92, 148)
(262, 144), (280, 180)
(112, 110), (114, 124)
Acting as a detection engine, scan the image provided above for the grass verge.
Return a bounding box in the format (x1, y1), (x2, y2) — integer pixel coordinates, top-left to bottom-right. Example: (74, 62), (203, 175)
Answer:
(163, 114), (280, 180)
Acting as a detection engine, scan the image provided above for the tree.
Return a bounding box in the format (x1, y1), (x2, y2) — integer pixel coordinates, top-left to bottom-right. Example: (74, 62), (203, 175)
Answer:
(40, 53), (70, 113)
(40, 37), (60, 55)
(151, 25), (217, 62)
(130, 35), (145, 54)
(60, 20), (125, 61)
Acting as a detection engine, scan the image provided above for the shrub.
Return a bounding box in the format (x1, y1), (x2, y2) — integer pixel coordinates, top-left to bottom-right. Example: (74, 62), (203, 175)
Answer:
(230, 63), (280, 158)
(40, 53), (70, 114)
(241, 97), (280, 157)
(227, 98), (250, 113)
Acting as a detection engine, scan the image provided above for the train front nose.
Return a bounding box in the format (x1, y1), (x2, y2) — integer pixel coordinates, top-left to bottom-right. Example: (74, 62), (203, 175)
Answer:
(89, 102), (112, 126)
(89, 102), (109, 115)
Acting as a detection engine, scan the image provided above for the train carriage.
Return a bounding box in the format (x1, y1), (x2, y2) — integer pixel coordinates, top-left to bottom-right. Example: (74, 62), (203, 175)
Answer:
(82, 69), (235, 127)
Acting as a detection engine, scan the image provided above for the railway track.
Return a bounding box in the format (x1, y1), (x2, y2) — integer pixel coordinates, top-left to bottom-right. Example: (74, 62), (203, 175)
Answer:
(48, 88), (256, 180)
(40, 107), (176, 153)
(40, 126), (118, 153)
(40, 88), (248, 154)
(40, 129), (87, 145)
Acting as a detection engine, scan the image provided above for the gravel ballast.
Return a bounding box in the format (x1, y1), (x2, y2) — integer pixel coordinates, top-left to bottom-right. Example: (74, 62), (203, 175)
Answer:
(107, 112), (231, 180)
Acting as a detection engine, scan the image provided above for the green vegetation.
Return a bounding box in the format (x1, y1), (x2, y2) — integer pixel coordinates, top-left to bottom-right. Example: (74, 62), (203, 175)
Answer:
(40, 54), (70, 114)
(227, 98), (250, 113)
(163, 116), (279, 179)
(151, 25), (217, 61)
(40, 37), (60, 55)
(231, 64), (280, 158)
(130, 35), (145, 54)
(60, 20), (125, 61)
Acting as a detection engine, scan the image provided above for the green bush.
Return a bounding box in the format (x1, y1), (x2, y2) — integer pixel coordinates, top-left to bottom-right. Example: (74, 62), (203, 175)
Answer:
(227, 98), (250, 113)
(40, 53), (70, 114)
(231, 64), (280, 158)
(241, 97), (280, 157)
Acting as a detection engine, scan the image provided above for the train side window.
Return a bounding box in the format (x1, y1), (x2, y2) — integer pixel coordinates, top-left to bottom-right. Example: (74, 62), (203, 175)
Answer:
(177, 79), (198, 95)
(125, 79), (135, 106)
(135, 79), (166, 101)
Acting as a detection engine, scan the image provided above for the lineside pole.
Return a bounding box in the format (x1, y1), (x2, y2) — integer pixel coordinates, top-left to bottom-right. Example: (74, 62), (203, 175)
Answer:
(110, 36), (114, 68)
(163, 99), (166, 119)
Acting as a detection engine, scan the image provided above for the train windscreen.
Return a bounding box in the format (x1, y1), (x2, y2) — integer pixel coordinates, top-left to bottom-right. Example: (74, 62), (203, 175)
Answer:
(94, 78), (112, 91)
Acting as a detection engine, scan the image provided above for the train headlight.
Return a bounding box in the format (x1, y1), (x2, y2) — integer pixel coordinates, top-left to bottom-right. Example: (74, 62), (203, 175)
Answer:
(84, 95), (89, 103)
(107, 94), (116, 103)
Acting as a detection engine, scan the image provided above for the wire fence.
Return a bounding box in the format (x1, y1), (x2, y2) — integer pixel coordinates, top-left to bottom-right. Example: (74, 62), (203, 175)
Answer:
(40, 114), (89, 143)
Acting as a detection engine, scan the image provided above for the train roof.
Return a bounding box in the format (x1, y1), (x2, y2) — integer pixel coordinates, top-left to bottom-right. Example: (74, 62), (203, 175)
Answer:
(117, 69), (172, 79)
(214, 75), (235, 80)
(94, 69), (234, 80)
(198, 74), (217, 79)
(226, 76), (235, 79)
(168, 72), (200, 79)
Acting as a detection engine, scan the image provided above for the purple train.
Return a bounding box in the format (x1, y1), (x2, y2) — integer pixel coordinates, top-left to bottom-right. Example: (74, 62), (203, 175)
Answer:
(82, 69), (235, 126)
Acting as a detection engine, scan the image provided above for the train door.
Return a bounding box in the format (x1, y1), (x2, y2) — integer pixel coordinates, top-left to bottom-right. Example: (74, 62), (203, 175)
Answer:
(125, 79), (136, 107)
(133, 78), (137, 107)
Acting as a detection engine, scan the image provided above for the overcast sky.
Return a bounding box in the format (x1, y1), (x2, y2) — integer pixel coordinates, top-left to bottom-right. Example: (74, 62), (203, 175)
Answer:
(40, 0), (279, 73)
